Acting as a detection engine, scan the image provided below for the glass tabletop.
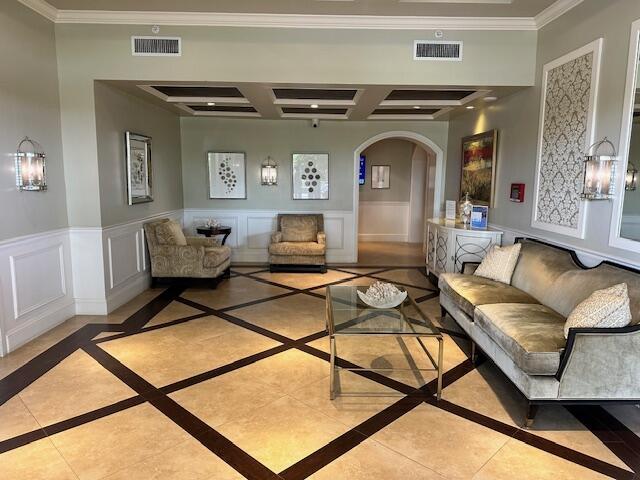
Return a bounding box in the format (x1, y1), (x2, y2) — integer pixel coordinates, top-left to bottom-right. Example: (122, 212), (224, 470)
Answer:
(326, 285), (441, 337)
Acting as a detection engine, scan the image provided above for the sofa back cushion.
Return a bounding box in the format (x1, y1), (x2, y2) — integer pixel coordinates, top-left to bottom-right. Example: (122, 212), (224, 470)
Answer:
(280, 215), (318, 242)
(510, 240), (640, 325)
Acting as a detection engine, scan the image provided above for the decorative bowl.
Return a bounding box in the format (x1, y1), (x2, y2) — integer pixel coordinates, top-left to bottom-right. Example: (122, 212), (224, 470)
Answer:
(357, 288), (407, 309)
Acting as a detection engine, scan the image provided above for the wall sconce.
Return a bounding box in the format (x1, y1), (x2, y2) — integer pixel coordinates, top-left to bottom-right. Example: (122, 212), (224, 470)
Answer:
(581, 138), (618, 200)
(15, 137), (47, 191)
(261, 156), (277, 186)
(626, 162), (638, 191)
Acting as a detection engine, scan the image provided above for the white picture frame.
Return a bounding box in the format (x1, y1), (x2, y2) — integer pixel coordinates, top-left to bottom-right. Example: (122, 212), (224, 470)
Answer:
(371, 165), (390, 189)
(292, 153), (329, 200)
(125, 131), (153, 205)
(531, 38), (603, 239)
(208, 152), (247, 199)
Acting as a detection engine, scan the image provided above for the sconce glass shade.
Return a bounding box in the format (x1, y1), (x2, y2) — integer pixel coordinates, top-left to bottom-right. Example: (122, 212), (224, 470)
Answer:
(261, 156), (277, 186)
(15, 137), (46, 191)
(626, 163), (638, 191)
(581, 138), (617, 200)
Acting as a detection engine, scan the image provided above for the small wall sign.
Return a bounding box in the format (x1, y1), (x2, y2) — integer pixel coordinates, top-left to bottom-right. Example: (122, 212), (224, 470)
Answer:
(510, 183), (525, 203)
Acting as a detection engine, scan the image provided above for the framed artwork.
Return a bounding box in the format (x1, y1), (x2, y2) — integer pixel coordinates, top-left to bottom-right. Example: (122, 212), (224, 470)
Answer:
(292, 153), (329, 200)
(371, 165), (390, 189)
(125, 131), (153, 205)
(460, 129), (498, 207)
(208, 152), (247, 199)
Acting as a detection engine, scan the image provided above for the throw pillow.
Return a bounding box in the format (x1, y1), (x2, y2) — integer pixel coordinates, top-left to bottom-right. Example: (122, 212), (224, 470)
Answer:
(563, 283), (632, 338)
(474, 243), (522, 285)
(156, 221), (187, 246)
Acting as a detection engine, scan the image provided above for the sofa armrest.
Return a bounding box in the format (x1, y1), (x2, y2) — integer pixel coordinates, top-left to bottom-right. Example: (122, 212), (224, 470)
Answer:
(271, 232), (282, 244)
(317, 232), (326, 245)
(556, 325), (640, 399)
(186, 236), (220, 248)
(461, 262), (480, 275)
(154, 245), (204, 263)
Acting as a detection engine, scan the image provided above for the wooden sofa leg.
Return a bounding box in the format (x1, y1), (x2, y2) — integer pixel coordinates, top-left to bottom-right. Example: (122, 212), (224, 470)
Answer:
(223, 267), (231, 279)
(525, 403), (539, 428)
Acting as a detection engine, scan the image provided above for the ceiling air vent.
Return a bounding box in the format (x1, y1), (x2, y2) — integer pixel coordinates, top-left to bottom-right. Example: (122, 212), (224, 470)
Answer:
(131, 36), (181, 56)
(413, 41), (463, 61)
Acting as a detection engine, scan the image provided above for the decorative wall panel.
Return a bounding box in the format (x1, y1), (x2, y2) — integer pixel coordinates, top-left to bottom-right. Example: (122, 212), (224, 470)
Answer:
(532, 39), (603, 239)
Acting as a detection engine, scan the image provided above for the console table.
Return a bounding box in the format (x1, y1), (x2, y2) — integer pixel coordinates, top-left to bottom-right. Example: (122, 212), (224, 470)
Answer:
(196, 225), (232, 245)
(426, 218), (502, 277)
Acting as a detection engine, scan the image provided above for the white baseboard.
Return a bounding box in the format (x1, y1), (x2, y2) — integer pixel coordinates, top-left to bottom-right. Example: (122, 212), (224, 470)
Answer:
(6, 301), (75, 353)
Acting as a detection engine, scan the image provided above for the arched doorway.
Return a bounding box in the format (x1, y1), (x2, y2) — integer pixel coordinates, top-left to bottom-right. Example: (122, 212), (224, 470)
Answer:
(352, 131), (444, 264)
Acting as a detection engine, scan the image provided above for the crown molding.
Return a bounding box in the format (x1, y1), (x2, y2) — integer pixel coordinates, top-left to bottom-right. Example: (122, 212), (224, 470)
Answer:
(534, 0), (584, 29)
(18, 0), (582, 31)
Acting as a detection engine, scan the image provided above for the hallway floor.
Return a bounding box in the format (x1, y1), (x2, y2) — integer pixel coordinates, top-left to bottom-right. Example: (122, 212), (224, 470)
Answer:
(0, 267), (638, 479)
(357, 242), (425, 266)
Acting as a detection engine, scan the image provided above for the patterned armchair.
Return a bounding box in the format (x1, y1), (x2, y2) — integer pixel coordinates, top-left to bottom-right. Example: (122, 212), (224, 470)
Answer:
(144, 219), (231, 284)
(269, 214), (327, 273)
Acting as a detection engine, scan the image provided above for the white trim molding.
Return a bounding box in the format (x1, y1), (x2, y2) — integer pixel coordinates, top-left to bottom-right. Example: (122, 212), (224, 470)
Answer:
(609, 19), (640, 255)
(358, 201), (410, 243)
(19, 0), (582, 30)
(531, 38), (603, 239)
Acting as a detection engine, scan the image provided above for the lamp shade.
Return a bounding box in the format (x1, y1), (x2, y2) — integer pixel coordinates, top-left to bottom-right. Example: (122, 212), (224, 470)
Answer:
(581, 138), (617, 200)
(626, 163), (638, 191)
(15, 137), (46, 192)
(261, 156), (277, 185)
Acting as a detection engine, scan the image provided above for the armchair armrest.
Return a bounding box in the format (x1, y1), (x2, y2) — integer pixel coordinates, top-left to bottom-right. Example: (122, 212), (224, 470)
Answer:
(317, 232), (326, 245)
(154, 245), (205, 264)
(186, 236), (220, 248)
(271, 232), (282, 244)
(461, 261), (480, 275)
(556, 325), (640, 399)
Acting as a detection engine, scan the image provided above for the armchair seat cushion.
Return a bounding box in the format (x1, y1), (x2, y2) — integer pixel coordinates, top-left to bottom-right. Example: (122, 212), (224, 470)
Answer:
(268, 241), (326, 256)
(475, 303), (567, 375)
(439, 273), (539, 317)
(204, 246), (232, 268)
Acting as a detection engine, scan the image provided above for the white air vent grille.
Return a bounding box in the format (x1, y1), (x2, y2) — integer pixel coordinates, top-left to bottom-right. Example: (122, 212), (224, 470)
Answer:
(132, 36), (181, 56)
(414, 41), (463, 61)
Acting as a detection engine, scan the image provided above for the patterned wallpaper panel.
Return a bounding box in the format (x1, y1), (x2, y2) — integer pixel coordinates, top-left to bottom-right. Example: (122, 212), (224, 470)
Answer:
(535, 52), (593, 229)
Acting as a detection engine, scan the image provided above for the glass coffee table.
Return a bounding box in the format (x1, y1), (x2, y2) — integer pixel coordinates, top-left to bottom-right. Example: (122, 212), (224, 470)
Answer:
(326, 285), (444, 401)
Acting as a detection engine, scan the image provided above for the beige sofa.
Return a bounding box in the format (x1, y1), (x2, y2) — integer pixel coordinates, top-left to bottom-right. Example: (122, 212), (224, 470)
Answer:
(269, 214), (326, 273)
(144, 218), (231, 285)
(439, 238), (640, 426)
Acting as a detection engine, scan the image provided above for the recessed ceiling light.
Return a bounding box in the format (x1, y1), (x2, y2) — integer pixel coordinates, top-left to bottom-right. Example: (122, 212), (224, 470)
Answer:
(207, 102), (216, 106)
(484, 96), (498, 102)
(413, 106), (421, 109)
(466, 106), (475, 110)
(310, 104), (319, 109)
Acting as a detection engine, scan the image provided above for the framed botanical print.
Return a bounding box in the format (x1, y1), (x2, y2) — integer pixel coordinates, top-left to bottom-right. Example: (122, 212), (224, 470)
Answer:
(371, 165), (390, 189)
(125, 132), (153, 205)
(460, 130), (498, 207)
(208, 152), (247, 199)
(292, 153), (329, 200)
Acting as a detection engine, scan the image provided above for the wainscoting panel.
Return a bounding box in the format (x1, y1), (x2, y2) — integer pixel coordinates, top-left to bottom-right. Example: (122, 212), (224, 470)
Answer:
(358, 201), (410, 242)
(183, 209), (355, 263)
(0, 229), (75, 355)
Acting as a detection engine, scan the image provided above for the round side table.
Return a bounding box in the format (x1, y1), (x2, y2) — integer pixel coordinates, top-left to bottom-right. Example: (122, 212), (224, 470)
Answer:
(196, 226), (232, 245)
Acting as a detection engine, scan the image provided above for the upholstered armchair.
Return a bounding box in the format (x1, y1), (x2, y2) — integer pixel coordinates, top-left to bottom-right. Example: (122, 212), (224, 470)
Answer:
(269, 214), (327, 273)
(144, 218), (231, 285)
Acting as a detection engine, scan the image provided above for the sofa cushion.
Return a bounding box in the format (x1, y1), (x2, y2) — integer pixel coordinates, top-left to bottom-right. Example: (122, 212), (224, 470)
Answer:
(564, 283), (632, 338)
(269, 242), (326, 256)
(155, 220), (187, 246)
(203, 246), (231, 268)
(474, 243), (521, 284)
(281, 216), (317, 242)
(439, 273), (539, 317)
(475, 303), (567, 375)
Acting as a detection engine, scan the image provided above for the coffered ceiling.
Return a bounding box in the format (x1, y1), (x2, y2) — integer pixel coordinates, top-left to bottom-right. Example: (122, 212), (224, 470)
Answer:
(119, 81), (522, 121)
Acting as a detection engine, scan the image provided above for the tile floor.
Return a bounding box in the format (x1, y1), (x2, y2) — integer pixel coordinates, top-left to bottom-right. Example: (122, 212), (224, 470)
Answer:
(0, 266), (638, 480)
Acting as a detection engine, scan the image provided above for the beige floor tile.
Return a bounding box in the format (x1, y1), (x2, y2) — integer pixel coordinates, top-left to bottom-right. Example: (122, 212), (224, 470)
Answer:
(419, 296), (466, 334)
(0, 438), (78, 480)
(357, 242), (425, 267)
(169, 368), (284, 428)
(146, 300), (204, 327)
(330, 267), (387, 275)
(311, 276), (431, 300)
(473, 439), (615, 480)
(372, 403), (510, 479)
(102, 437), (244, 480)
(18, 350), (136, 427)
(240, 349), (329, 394)
(51, 403), (190, 480)
(252, 270), (355, 290)
(232, 294), (326, 339)
(217, 395), (350, 472)
(101, 321), (280, 387)
(181, 277), (290, 309)
(371, 268), (436, 290)
(289, 371), (400, 428)
(309, 439), (445, 480)
(0, 395), (42, 442)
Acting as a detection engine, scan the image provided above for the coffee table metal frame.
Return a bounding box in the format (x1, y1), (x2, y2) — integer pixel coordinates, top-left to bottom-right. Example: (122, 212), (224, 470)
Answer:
(326, 286), (444, 401)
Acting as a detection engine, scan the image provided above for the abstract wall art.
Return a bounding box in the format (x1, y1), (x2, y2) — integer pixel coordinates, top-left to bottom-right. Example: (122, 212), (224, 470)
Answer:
(292, 153), (329, 200)
(208, 152), (247, 199)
